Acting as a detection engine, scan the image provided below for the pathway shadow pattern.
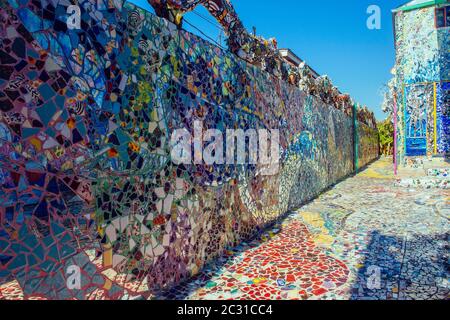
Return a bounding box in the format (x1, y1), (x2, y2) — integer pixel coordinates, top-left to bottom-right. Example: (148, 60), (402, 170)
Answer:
(351, 231), (449, 300)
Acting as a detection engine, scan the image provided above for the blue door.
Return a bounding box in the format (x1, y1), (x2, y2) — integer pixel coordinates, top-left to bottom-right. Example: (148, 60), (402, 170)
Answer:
(404, 85), (432, 156)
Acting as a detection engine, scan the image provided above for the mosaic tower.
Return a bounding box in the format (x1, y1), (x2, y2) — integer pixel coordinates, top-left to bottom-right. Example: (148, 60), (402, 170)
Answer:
(392, 0), (450, 161)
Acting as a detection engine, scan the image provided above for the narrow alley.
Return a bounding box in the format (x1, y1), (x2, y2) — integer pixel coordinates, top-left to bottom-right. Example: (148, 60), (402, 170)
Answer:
(1, 0), (449, 304)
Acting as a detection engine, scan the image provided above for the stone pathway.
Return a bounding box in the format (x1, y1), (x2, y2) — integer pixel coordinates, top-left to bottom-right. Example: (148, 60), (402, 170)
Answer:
(157, 157), (449, 300)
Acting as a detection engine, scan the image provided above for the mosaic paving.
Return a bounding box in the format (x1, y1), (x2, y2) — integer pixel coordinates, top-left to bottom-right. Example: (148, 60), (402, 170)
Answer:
(155, 157), (449, 300)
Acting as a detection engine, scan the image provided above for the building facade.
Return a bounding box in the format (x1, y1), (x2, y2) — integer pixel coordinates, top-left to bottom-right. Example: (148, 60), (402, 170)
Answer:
(392, 0), (449, 162)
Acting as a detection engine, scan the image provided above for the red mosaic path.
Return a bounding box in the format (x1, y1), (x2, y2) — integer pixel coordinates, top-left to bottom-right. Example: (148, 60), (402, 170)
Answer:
(158, 219), (350, 300)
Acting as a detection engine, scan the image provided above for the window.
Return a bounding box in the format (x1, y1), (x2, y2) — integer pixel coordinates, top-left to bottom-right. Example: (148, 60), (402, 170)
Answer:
(436, 7), (445, 28)
(447, 6), (450, 26)
(436, 6), (450, 28)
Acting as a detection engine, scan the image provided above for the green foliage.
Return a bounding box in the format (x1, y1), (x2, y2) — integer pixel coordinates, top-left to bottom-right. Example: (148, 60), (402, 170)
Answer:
(378, 117), (394, 155)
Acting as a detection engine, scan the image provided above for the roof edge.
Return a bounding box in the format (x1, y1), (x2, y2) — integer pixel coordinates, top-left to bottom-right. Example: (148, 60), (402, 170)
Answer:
(392, 0), (447, 13)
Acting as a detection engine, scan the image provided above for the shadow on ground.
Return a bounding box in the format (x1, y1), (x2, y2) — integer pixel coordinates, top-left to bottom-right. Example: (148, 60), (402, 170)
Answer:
(152, 214), (294, 300)
(350, 231), (449, 300)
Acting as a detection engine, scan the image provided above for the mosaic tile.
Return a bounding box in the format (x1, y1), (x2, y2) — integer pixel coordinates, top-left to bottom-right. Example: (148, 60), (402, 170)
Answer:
(0, 0), (379, 299)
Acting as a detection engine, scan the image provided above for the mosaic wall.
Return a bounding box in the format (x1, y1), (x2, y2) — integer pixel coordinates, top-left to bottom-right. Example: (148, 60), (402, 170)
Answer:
(393, 6), (450, 159)
(436, 82), (449, 153)
(0, 0), (379, 299)
(357, 123), (379, 169)
(437, 26), (450, 82)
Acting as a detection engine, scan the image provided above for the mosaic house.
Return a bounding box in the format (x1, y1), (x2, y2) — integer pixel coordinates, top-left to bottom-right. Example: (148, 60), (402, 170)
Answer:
(392, 0), (450, 162)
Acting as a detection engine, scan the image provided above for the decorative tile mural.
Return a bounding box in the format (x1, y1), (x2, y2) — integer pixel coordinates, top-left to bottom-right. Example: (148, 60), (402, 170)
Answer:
(404, 84), (433, 157)
(357, 123), (380, 169)
(0, 0), (379, 299)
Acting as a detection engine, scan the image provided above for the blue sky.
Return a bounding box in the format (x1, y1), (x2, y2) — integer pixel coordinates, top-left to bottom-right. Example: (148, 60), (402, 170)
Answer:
(129, 0), (407, 120)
